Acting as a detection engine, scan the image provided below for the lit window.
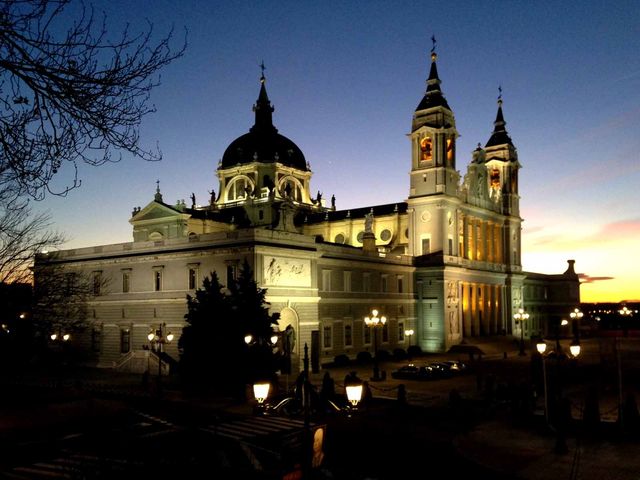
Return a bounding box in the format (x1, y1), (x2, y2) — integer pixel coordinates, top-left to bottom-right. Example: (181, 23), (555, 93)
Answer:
(420, 137), (433, 161)
(446, 138), (454, 162)
(398, 322), (405, 342)
(226, 264), (237, 286)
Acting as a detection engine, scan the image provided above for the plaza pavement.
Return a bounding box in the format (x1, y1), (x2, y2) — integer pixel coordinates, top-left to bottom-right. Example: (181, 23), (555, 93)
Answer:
(2, 335), (640, 479)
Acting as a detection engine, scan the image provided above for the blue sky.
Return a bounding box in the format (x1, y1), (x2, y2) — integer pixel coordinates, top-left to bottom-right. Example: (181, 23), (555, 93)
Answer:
(35, 0), (640, 302)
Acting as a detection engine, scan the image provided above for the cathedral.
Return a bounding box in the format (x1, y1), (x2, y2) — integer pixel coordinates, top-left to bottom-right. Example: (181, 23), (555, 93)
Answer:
(35, 49), (580, 373)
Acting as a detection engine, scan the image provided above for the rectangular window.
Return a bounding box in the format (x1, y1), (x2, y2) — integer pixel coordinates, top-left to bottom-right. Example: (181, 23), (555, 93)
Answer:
(154, 270), (162, 292)
(120, 329), (130, 353)
(322, 270), (332, 292)
(382, 322), (389, 343)
(323, 326), (332, 349)
(398, 322), (405, 342)
(188, 268), (197, 290)
(92, 271), (102, 296)
(344, 324), (353, 347)
(226, 264), (237, 286)
(363, 323), (371, 345)
(363, 272), (371, 293)
(91, 327), (102, 352)
(343, 271), (352, 293)
(381, 275), (388, 292)
(421, 237), (431, 255)
(448, 237), (453, 256)
(122, 271), (130, 293)
(65, 273), (75, 295)
(397, 275), (404, 294)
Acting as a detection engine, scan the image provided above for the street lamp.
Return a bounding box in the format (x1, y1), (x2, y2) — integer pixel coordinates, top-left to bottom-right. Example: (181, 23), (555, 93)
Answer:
(514, 308), (530, 356)
(404, 329), (414, 347)
(147, 323), (173, 390)
(364, 309), (386, 381)
(536, 337), (580, 454)
(50, 331), (71, 342)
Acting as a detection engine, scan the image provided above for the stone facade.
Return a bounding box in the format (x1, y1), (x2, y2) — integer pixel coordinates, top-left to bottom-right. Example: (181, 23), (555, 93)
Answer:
(34, 50), (580, 372)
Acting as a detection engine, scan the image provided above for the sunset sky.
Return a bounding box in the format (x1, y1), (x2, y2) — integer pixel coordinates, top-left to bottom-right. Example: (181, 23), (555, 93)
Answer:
(35, 0), (640, 303)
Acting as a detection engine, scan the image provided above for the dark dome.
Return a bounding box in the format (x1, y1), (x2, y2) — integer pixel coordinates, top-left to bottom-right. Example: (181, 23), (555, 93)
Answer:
(221, 130), (307, 171)
(219, 74), (308, 171)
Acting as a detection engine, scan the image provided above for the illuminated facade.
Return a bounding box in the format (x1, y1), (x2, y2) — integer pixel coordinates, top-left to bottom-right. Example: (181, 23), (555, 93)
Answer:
(35, 52), (580, 372)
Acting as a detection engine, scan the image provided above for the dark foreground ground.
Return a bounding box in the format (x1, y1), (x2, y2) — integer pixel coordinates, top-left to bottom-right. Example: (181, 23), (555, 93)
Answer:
(2, 336), (640, 479)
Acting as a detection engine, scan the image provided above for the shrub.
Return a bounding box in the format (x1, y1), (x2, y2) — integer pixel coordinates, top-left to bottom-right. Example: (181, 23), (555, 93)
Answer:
(392, 348), (408, 361)
(356, 351), (372, 364)
(376, 349), (391, 361)
(333, 354), (350, 367)
(407, 345), (423, 357)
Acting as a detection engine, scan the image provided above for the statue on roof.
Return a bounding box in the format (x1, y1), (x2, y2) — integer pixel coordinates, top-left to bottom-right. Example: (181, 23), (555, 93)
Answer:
(190, 192), (196, 208)
(364, 212), (374, 233)
(331, 194), (336, 210)
(209, 189), (216, 205)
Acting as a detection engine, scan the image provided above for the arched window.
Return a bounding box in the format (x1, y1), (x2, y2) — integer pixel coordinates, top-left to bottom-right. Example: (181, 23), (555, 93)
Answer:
(490, 168), (501, 190)
(278, 176), (303, 202)
(446, 138), (454, 163)
(420, 137), (433, 161)
(226, 176), (254, 202)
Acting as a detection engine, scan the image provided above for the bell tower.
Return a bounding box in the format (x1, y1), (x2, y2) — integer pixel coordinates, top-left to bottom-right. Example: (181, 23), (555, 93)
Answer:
(409, 42), (459, 199)
(407, 41), (460, 258)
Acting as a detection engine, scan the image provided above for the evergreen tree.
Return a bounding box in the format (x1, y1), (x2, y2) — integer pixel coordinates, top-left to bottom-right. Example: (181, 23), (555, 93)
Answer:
(179, 272), (235, 391)
(179, 261), (280, 395)
(227, 260), (280, 385)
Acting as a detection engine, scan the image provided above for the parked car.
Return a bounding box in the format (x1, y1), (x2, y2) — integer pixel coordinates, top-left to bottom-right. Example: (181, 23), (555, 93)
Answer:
(391, 364), (434, 380)
(428, 362), (455, 378)
(443, 360), (467, 373)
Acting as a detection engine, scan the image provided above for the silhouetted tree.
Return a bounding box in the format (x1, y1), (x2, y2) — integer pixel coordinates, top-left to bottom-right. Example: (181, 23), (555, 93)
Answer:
(179, 262), (280, 396)
(30, 260), (106, 364)
(0, 281), (33, 367)
(0, 194), (64, 283)
(179, 271), (235, 392)
(0, 0), (185, 199)
(227, 260), (280, 384)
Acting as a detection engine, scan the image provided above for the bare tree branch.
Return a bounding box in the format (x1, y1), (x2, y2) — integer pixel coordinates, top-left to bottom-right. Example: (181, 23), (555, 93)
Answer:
(0, 0), (186, 198)
(0, 188), (64, 283)
(32, 258), (110, 335)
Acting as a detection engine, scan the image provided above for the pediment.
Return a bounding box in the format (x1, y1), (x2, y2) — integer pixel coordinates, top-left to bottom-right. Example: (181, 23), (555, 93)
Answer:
(129, 201), (184, 224)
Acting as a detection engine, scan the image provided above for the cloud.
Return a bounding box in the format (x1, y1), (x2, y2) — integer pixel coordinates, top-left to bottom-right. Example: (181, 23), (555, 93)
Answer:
(589, 218), (640, 243)
(580, 275), (614, 284)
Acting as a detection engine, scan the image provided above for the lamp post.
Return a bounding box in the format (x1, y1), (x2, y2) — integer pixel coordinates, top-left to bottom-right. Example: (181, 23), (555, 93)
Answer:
(536, 338), (580, 454)
(404, 328), (415, 360)
(514, 308), (530, 356)
(570, 308), (583, 343)
(147, 323), (174, 392)
(364, 309), (386, 381)
(404, 328), (414, 348)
